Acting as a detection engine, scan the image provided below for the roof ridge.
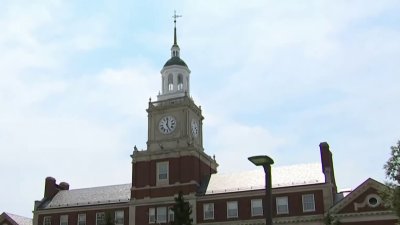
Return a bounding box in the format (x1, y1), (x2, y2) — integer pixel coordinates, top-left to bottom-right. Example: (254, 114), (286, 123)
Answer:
(67, 183), (131, 191)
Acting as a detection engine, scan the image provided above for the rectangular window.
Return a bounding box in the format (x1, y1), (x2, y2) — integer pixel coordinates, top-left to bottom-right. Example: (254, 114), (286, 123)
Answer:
(149, 208), (156, 224)
(157, 207), (167, 223)
(302, 194), (316, 212)
(168, 208), (174, 222)
(60, 215), (68, 225)
(251, 199), (263, 216)
(276, 196), (289, 214)
(115, 211), (124, 225)
(78, 214), (86, 225)
(227, 201), (238, 218)
(43, 216), (51, 225)
(203, 203), (214, 220)
(96, 212), (105, 225)
(157, 162), (169, 185)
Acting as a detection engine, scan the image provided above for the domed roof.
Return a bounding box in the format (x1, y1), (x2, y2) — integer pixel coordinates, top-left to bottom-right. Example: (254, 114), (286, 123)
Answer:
(163, 56), (188, 68)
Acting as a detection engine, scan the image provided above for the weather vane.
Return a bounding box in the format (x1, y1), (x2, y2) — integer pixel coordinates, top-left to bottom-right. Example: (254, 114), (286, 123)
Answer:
(173, 10), (182, 26)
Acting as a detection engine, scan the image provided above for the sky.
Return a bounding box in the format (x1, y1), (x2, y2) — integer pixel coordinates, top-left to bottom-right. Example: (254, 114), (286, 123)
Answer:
(1, 0), (400, 218)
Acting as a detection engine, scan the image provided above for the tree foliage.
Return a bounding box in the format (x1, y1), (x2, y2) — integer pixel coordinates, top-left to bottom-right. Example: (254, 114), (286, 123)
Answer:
(170, 191), (193, 225)
(383, 140), (400, 220)
(104, 212), (114, 225)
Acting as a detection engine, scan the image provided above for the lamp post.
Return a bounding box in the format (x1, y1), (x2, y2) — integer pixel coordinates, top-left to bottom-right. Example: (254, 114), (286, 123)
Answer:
(248, 155), (274, 225)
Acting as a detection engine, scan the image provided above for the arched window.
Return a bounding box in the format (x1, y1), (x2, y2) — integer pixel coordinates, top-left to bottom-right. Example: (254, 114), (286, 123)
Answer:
(168, 74), (173, 91)
(177, 74), (183, 91)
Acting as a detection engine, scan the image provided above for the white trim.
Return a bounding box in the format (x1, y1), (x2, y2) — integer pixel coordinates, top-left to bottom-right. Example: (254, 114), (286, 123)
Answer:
(95, 212), (105, 225)
(156, 206), (167, 223)
(114, 210), (124, 225)
(226, 201), (238, 219)
(251, 199), (263, 217)
(203, 203), (214, 220)
(156, 161), (169, 186)
(148, 208), (155, 224)
(43, 216), (51, 225)
(302, 194), (316, 212)
(59, 215), (68, 225)
(276, 196), (289, 215)
(77, 214), (86, 225)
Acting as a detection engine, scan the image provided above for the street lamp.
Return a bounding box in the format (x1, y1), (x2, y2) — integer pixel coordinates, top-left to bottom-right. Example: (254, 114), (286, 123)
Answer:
(248, 155), (274, 225)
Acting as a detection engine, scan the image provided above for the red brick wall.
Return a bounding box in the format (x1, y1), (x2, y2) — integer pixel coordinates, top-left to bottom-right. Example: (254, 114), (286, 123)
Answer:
(38, 207), (129, 225)
(132, 155), (215, 199)
(196, 189), (324, 223)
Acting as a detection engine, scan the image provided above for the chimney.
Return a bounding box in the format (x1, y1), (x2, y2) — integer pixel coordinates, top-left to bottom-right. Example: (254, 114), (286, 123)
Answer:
(59, 182), (70, 190)
(44, 177), (70, 199)
(44, 177), (58, 199)
(319, 142), (337, 191)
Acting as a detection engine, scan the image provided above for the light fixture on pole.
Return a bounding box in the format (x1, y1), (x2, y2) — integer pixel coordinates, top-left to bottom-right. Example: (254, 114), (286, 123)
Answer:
(248, 155), (274, 225)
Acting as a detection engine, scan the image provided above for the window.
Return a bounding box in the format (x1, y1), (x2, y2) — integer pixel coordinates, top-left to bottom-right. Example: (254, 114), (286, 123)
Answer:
(227, 201), (238, 218)
(115, 211), (124, 225)
(251, 199), (263, 216)
(302, 194), (315, 212)
(43, 216), (51, 225)
(157, 207), (167, 223)
(203, 203), (214, 220)
(60, 215), (68, 225)
(96, 212), (105, 225)
(177, 74), (183, 90)
(276, 196), (289, 214)
(78, 214), (86, 225)
(157, 162), (169, 185)
(149, 208), (156, 224)
(168, 74), (173, 91)
(168, 208), (174, 222)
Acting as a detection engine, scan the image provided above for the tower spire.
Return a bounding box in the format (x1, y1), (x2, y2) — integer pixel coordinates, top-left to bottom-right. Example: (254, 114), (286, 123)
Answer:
(173, 10), (181, 46)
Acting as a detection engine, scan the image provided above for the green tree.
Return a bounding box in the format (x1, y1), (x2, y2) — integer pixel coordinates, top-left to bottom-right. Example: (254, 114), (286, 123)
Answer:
(383, 140), (400, 221)
(104, 212), (114, 225)
(170, 191), (193, 225)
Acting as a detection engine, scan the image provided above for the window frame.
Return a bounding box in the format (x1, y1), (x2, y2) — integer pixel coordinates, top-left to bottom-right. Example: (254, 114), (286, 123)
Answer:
(302, 194), (316, 212)
(203, 203), (214, 220)
(156, 206), (167, 223)
(226, 201), (238, 219)
(114, 210), (124, 225)
(59, 215), (68, 225)
(156, 161), (169, 185)
(251, 199), (263, 217)
(77, 214), (86, 225)
(168, 208), (174, 222)
(96, 212), (105, 225)
(149, 208), (156, 224)
(276, 196), (289, 215)
(43, 216), (51, 225)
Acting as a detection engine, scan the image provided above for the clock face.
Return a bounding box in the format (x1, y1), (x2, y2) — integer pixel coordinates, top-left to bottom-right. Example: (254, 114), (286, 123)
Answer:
(191, 119), (199, 137)
(159, 115), (177, 134)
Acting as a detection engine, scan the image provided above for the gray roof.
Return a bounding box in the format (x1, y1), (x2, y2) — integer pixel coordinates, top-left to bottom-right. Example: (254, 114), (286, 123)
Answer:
(3, 212), (32, 225)
(41, 184), (131, 209)
(205, 163), (325, 194)
(164, 56), (188, 67)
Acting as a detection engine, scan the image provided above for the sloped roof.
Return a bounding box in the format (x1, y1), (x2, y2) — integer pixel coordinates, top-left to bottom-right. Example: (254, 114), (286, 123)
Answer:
(40, 183), (131, 209)
(329, 178), (387, 214)
(205, 163), (325, 194)
(0, 212), (32, 225)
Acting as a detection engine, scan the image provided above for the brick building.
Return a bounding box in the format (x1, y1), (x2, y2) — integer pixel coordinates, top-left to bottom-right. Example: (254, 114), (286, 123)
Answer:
(33, 20), (398, 225)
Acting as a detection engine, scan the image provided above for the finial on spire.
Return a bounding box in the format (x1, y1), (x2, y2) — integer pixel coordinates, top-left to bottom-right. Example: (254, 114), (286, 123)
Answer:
(172, 10), (182, 45)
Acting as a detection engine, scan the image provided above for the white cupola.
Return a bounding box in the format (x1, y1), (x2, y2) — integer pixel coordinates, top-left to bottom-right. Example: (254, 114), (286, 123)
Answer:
(157, 12), (191, 101)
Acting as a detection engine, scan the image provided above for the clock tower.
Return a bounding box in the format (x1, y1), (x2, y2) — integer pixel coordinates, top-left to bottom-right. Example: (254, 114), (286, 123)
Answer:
(130, 13), (218, 224)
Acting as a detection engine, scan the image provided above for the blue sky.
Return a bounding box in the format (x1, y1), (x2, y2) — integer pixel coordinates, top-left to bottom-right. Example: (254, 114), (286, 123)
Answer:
(1, 0), (400, 218)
